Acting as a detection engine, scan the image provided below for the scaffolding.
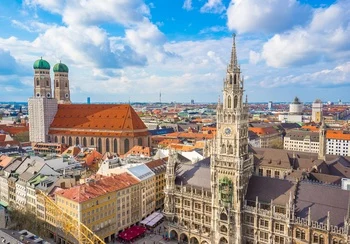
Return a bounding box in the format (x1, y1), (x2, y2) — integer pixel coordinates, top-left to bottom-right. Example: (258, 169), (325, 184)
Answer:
(39, 191), (106, 244)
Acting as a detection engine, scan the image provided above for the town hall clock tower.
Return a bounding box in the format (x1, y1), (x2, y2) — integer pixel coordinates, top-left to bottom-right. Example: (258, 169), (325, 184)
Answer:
(210, 34), (254, 244)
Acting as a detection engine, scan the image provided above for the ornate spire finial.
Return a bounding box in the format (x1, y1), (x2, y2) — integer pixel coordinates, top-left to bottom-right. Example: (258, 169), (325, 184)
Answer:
(230, 33), (238, 69)
(245, 94), (248, 104)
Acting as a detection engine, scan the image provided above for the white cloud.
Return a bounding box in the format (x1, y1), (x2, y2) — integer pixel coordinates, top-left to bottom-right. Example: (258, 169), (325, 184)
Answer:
(125, 20), (174, 63)
(199, 25), (227, 34)
(259, 62), (350, 88)
(249, 50), (261, 64)
(226, 0), (311, 33)
(200, 0), (226, 14)
(62, 0), (150, 26)
(11, 20), (54, 33)
(24, 0), (65, 14)
(261, 0), (350, 67)
(183, 0), (193, 11)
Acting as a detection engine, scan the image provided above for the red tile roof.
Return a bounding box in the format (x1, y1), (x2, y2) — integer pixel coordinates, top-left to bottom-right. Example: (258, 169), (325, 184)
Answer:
(56, 173), (139, 203)
(49, 104), (149, 137)
(124, 145), (151, 157)
(0, 134), (5, 142)
(0, 125), (29, 135)
(145, 158), (167, 170)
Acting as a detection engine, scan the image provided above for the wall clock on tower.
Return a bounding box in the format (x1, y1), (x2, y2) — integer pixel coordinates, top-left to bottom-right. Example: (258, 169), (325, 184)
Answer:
(224, 127), (231, 136)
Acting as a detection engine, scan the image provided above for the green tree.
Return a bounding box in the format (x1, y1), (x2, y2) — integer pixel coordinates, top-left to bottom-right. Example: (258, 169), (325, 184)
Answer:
(13, 131), (29, 142)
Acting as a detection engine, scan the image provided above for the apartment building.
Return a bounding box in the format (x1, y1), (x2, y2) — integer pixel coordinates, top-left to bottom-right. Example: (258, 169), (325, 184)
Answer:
(284, 130), (320, 153)
(145, 158), (166, 210)
(284, 129), (350, 156)
(127, 164), (155, 219)
(55, 173), (139, 243)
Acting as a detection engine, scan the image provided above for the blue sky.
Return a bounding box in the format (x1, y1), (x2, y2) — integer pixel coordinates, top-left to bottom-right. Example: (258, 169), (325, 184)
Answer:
(0, 0), (349, 103)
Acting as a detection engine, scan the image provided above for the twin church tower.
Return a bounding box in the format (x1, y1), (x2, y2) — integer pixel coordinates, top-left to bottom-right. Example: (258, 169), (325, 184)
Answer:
(28, 58), (71, 143)
(32, 58), (71, 103)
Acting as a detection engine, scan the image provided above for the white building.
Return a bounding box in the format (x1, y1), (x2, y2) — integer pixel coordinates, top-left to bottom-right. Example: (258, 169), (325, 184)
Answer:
(312, 99), (323, 123)
(284, 129), (350, 157)
(289, 97), (303, 114)
(284, 130), (320, 153)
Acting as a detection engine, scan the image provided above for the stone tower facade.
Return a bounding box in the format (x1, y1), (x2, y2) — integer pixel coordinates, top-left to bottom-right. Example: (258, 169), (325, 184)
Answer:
(29, 58), (58, 143)
(210, 34), (254, 244)
(318, 119), (326, 160)
(163, 150), (178, 220)
(312, 99), (323, 123)
(53, 62), (71, 104)
(33, 58), (52, 99)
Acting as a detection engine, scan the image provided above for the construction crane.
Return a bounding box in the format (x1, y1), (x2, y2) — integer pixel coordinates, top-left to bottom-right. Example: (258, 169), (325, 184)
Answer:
(39, 191), (106, 244)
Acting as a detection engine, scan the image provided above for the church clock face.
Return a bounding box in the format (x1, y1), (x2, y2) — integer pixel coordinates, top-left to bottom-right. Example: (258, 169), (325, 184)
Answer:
(224, 127), (231, 136)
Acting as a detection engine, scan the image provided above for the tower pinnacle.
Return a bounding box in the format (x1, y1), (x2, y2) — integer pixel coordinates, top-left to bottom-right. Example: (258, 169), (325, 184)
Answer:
(230, 33), (238, 70)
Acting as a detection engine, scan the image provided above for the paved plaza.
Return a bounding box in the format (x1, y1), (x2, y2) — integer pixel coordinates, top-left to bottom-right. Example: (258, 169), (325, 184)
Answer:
(109, 221), (179, 244)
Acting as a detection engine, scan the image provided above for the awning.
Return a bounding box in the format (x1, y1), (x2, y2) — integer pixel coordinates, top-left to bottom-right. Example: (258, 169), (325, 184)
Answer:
(118, 226), (147, 241)
(147, 213), (163, 227)
(140, 212), (164, 227)
(0, 200), (8, 208)
(140, 212), (159, 225)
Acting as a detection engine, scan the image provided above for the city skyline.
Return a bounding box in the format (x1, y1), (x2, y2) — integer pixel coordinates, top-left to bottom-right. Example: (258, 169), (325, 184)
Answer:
(0, 0), (349, 103)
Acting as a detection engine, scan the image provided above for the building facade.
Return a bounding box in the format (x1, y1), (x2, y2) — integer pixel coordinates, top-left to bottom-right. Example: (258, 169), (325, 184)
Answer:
(312, 99), (323, 123)
(28, 58), (150, 154)
(284, 128), (350, 157)
(163, 35), (350, 244)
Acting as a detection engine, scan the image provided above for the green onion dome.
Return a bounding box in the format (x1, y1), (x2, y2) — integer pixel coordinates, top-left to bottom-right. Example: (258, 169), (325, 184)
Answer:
(33, 57), (50, 70)
(53, 61), (69, 73)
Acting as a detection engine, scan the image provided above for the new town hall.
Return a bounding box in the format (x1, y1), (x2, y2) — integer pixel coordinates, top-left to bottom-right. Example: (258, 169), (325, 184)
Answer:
(163, 36), (350, 244)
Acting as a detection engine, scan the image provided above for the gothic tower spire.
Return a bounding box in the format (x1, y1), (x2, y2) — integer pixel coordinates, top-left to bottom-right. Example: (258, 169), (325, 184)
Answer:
(230, 33), (238, 70)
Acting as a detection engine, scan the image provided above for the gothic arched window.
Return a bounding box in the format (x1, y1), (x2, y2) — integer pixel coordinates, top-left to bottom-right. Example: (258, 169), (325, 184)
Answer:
(90, 137), (94, 146)
(138, 138), (142, 146)
(234, 74), (237, 84)
(36, 78), (39, 86)
(56, 81), (59, 87)
(220, 213), (228, 221)
(228, 145), (233, 154)
(234, 96), (238, 108)
(124, 139), (130, 153)
(106, 138), (110, 152)
(68, 137), (72, 146)
(75, 137), (79, 145)
(221, 144), (226, 153)
(220, 225), (228, 233)
(65, 82), (68, 88)
(229, 75), (232, 84)
(83, 137), (87, 147)
(98, 138), (102, 152)
(54, 136), (58, 143)
(61, 137), (65, 144)
(46, 80), (49, 86)
(113, 139), (118, 153)
(227, 96), (232, 109)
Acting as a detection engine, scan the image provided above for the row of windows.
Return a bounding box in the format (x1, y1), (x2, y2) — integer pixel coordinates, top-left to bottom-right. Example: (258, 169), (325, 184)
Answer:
(55, 136), (139, 153)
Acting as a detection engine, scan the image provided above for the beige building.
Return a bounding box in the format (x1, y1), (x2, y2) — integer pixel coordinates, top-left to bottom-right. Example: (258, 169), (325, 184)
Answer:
(127, 164), (156, 219)
(55, 173), (139, 243)
(146, 158), (166, 210)
(284, 130), (320, 153)
(163, 35), (350, 244)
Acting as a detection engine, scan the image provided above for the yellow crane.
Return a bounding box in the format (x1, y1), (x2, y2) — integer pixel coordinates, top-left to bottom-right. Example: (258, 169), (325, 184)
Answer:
(39, 191), (106, 244)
